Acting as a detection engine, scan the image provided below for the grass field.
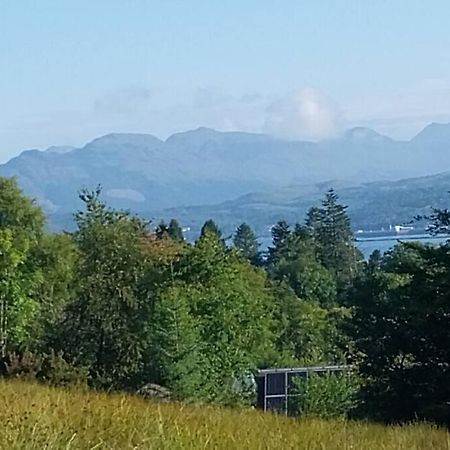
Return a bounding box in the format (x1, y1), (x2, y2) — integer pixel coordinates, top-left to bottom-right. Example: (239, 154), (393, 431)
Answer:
(0, 380), (449, 449)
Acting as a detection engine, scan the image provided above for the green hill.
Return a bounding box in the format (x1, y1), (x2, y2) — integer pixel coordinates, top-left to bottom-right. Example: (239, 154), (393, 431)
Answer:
(148, 172), (450, 239)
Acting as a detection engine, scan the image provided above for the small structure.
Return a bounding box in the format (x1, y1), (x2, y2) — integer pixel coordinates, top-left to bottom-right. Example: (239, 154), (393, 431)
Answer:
(255, 365), (349, 415)
(391, 224), (414, 233)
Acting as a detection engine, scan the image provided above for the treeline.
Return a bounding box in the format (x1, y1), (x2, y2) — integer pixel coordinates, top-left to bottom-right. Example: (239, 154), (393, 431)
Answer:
(0, 177), (449, 423)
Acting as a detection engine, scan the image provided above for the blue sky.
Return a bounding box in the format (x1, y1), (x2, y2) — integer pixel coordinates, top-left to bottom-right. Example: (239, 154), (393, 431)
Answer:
(2, 1), (450, 160)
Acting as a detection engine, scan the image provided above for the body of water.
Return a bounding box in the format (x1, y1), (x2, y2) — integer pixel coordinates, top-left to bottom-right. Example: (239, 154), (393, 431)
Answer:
(259, 234), (449, 259)
(355, 234), (448, 258)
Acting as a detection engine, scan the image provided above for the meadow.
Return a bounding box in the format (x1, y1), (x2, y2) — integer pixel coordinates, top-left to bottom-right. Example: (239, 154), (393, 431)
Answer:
(0, 380), (448, 449)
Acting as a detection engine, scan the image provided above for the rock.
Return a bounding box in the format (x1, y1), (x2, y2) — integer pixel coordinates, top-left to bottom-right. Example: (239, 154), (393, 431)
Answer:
(137, 383), (172, 401)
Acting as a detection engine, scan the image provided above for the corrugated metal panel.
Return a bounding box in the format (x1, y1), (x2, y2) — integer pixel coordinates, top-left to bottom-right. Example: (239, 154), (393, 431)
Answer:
(266, 373), (285, 395)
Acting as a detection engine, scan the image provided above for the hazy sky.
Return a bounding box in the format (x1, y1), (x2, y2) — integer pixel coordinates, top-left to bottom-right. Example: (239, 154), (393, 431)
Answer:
(2, 1), (450, 160)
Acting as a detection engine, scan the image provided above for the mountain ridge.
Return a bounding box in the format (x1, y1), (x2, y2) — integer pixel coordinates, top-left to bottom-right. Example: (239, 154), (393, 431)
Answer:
(2, 123), (450, 222)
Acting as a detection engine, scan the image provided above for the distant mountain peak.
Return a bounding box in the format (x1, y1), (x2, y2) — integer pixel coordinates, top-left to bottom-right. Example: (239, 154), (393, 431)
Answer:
(343, 127), (390, 141)
(412, 122), (450, 144)
(85, 132), (163, 150)
(165, 127), (221, 144)
(101, 132), (160, 139)
(3, 121), (450, 227)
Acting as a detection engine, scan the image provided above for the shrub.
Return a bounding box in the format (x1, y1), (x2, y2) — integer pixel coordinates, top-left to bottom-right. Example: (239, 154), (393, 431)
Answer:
(289, 371), (360, 418)
(0, 350), (88, 387)
(0, 351), (42, 379)
(37, 351), (88, 387)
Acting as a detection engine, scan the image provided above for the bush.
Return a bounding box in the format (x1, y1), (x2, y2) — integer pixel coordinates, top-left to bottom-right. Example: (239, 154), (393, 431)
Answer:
(0, 350), (88, 387)
(37, 351), (88, 387)
(289, 371), (360, 418)
(0, 351), (42, 379)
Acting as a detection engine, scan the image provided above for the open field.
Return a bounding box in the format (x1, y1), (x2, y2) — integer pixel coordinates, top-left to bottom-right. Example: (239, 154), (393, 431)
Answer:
(0, 380), (448, 449)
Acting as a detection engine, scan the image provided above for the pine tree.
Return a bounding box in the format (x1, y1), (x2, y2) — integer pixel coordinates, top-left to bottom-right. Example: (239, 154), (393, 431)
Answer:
(200, 219), (222, 240)
(267, 220), (290, 264)
(307, 189), (362, 291)
(233, 223), (260, 264)
(268, 230), (337, 307)
(155, 220), (169, 239)
(149, 285), (203, 398)
(305, 207), (322, 233)
(271, 220), (290, 248)
(167, 219), (184, 242)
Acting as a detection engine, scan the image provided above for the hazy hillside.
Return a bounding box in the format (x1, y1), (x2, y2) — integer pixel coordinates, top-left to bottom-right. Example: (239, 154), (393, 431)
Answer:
(151, 171), (450, 239)
(3, 123), (450, 221)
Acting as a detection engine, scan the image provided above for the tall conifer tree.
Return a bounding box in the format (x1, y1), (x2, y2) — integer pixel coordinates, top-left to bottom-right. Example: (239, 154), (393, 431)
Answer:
(168, 219), (184, 242)
(307, 189), (362, 291)
(233, 223), (260, 264)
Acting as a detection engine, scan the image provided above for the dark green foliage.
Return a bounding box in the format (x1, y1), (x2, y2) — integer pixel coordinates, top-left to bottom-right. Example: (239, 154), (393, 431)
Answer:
(271, 220), (290, 247)
(266, 212), (349, 367)
(267, 220), (290, 263)
(271, 284), (348, 366)
(1, 350), (87, 387)
(165, 231), (275, 402)
(0, 351), (43, 379)
(367, 249), (382, 272)
(233, 222), (261, 264)
(4, 173), (450, 423)
(415, 195), (450, 235)
(54, 188), (151, 388)
(0, 177), (45, 233)
(30, 233), (78, 350)
(200, 219), (222, 239)
(289, 371), (360, 418)
(268, 230), (337, 307)
(348, 241), (450, 422)
(307, 189), (363, 293)
(0, 177), (45, 356)
(168, 219), (184, 242)
(155, 219), (183, 241)
(148, 284), (203, 399)
(155, 220), (170, 239)
(267, 209), (356, 365)
(37, 351), (89, 387)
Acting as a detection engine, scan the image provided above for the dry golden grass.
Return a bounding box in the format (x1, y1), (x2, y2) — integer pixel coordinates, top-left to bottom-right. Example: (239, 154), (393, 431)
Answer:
(0, 380), (448, 449)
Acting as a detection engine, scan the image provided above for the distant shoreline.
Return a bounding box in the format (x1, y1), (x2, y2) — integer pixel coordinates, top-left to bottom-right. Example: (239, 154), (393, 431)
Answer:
(355, 233), (449, 243)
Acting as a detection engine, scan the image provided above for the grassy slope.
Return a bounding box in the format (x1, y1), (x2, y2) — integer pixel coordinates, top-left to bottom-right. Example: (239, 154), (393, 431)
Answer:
(0, 381), (448, 449)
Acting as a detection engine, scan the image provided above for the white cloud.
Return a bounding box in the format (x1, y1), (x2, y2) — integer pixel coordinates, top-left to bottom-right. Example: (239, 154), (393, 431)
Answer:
(264, 88), (343, 140)
(346, 79), (450, 139)
(9, 80), (450, 162)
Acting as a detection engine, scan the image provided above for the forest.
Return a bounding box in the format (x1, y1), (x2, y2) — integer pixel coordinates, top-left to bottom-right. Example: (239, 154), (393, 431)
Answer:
(0, 176), (449, 424)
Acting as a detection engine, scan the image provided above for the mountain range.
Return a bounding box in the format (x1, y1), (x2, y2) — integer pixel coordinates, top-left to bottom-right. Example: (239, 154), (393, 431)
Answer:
(1, 122), (450, 233)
